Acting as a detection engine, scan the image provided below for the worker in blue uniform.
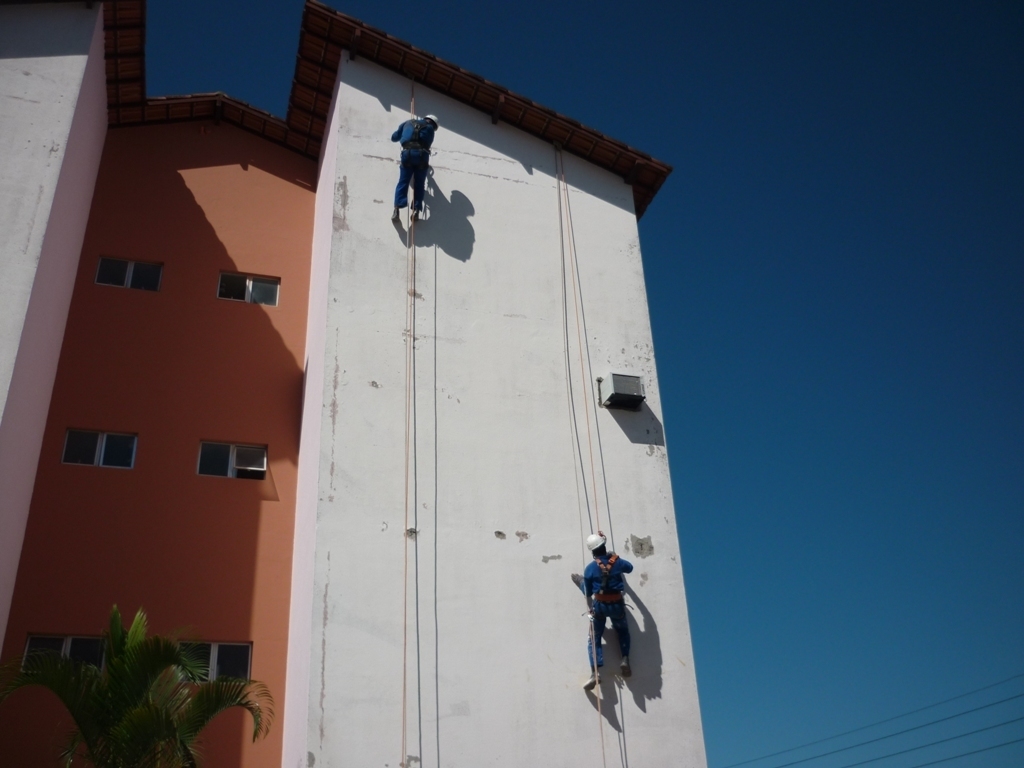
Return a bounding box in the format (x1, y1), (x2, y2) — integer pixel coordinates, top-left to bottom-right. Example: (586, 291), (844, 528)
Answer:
(571, 532), (633, 690)
(391, 114), (439, 221)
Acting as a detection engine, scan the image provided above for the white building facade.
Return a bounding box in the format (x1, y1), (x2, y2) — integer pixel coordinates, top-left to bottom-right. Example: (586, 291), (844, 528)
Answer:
(297, 49), (707, 768)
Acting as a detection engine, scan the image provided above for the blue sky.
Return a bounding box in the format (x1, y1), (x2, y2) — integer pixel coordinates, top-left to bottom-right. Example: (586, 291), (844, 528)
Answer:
(146, 1), (1023, 765)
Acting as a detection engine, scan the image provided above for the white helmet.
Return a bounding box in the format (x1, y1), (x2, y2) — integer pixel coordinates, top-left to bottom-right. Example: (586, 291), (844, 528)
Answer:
(424, 114), (439, 128)
(586, 533), (606, 551)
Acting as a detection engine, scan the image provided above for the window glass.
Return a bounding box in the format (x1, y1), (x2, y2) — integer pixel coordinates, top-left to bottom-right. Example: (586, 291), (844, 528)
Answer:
(181, 642), (212, 680)
(249, 278), (279, 306)
(218, 273), (248, 301)
(63, 430), (99, 465)
(25, 636), (64, 656)
(129, 262), (162, 291)
(100, 434), (136, 468)
(198, 442), (231, 476)
(215, 644), (251, 679)
(95, 258), (129, 287)
(233, 446), (267, 472)
(234, 452), (266, 479)
(68, 637), (104, 668)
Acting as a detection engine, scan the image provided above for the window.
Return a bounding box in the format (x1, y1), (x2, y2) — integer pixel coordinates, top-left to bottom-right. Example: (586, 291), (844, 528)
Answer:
(180, 642), (251, 680)
(24, 635), (104, 669)
(68, 637), (105, 667)
(218, 273), (279, 306)
(62, 430), (136, 468)
(95, 257), (162, 291)
(24, 636), (63, 655)
(197, 442), (267, 480)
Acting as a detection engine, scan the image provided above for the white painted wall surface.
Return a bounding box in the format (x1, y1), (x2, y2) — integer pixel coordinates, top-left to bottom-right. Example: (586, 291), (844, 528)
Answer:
(282, 72), (344, 768)
(0, 2), (106, 637)
(307, 53), (706, 768)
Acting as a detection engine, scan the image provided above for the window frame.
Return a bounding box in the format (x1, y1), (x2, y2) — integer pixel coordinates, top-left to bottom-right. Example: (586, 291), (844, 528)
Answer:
(24, 635), (65, 657)
(23, 634), (105, 670)
(62, 429), (137, 469)
(217, 272), (280, 307)
(196, 442), (268, 480)
(181, 640), (252, 680)
(95, 257), (163, 291)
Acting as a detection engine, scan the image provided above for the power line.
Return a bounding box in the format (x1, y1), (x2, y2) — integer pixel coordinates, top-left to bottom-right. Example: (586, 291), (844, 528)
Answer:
(721, 672), (1024, 768)
(903, 735), (1024, 768)
(835, 714), (1024, 768)
(761, 691), (1024, 768)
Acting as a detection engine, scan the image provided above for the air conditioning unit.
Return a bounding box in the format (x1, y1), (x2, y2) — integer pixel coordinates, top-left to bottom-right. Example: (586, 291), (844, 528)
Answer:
(598, 373), (645, 411)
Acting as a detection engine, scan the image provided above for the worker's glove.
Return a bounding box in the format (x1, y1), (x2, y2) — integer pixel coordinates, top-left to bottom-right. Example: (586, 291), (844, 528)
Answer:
(571, 573), (584, 588)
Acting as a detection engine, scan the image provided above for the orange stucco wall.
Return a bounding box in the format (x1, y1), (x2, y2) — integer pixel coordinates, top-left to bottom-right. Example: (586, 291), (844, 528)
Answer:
(0, 121), (316, 767)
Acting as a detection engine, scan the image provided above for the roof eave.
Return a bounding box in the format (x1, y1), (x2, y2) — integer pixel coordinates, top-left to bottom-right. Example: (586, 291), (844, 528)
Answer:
(288, 0), (672, 218)
(101, 0), (670, 216)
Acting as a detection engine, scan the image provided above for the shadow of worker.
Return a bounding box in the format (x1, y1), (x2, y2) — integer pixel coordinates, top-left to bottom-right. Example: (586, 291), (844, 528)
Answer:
(417, 170), (476, 261)
(586, 673), (624, 733)
(622, 584), (664, 712)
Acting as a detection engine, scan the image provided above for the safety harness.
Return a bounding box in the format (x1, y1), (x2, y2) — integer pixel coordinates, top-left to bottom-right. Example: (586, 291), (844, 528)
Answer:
(593, 553), (623, 603)
(402, 119), (430, 151)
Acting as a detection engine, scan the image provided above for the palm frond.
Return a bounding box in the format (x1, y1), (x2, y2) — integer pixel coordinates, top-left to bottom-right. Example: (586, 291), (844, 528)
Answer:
(0, 606), (275, 767)
(178, 642), (211, 681)
(176, 678), (275, 744)
(125, 607), (148, 649)
(106, 605), (127, 664)
(102, 635), (202, 721)
(110, 701), (181, 768)
(0, 650), (104, 756)
(58, 728), (84, 768)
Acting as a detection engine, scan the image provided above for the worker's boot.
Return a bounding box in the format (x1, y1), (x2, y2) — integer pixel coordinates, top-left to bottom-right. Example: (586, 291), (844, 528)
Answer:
(620, 656), (631, 677)
(391, 207), (400, 221)
(411, 207), (420, 221)
(583, 668), (599, 691)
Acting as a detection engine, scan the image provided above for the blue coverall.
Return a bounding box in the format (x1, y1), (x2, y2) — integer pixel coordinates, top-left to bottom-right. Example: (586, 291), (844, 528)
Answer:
(577, 554), (634, 668)
(391, 119), (436, 212)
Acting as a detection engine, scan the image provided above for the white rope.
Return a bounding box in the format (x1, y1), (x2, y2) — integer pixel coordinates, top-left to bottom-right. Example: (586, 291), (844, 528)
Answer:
(556, 147), (609, 768)
(400, 83), (418, 768)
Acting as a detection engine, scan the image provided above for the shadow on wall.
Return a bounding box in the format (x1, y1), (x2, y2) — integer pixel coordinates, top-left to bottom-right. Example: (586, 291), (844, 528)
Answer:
(622, 583), (663, 711)
(584, 582), (663, 734)
(391, 169), (475, 262)
(587, 673), (624, 733)
(605, 403), (665, 447)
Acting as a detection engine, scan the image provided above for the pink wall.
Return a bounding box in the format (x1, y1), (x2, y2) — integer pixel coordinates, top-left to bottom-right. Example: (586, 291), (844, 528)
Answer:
(0, 120), (316, 767)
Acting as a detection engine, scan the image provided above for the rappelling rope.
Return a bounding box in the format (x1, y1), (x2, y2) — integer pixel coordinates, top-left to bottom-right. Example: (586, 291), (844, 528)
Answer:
(400, 85), (418, 768)
(558, 153), (603, 536)
(560, 161), (615, 544)
(556, 147), (608, 768)
(557, 161), (594, 543)
(587, 611), (608, 768)
(556, 149), (605, 766)
(559, 167), (631, 762)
